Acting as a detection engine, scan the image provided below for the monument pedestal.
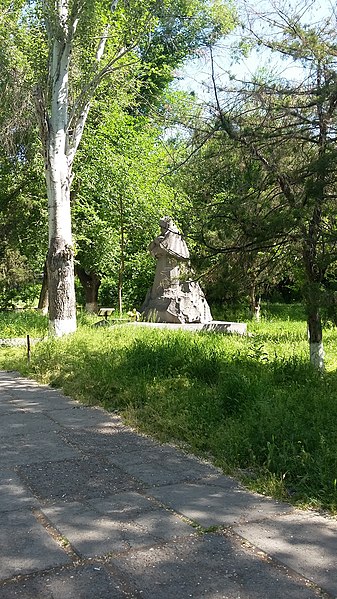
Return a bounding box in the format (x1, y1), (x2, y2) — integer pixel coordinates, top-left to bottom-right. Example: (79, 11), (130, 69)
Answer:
(123, 321), (247, 335)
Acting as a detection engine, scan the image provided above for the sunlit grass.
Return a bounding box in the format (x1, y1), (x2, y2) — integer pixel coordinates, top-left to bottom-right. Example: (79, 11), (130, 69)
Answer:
(1, 304), (337, 513)
(0, 310), (49, 338)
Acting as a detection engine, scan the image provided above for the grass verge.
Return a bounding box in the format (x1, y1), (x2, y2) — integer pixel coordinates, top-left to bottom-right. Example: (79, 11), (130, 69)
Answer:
(1, 307), (337, 514)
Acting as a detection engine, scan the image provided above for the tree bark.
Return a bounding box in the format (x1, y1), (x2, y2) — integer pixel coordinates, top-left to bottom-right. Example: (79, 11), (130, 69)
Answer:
(303, 234), (324, 371)
(35, 3), (77, 337)
(47, 237), (76, 335)
(76, 265), (101, 313)
(118, 195), (125, 316)
(307, 308), (324, 371)
(34, 2), (131, 335)
(37, 260), (48, 315)
(249, 283), (260, 321)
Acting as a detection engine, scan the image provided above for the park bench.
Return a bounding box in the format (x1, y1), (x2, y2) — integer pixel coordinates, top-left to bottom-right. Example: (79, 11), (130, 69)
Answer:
(98, 307), (115, 320)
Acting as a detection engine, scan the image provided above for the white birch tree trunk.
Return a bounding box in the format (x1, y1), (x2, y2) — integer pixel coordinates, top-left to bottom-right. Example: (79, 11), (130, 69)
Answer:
(44, 6), (76, 336)
(34, 2), (131, 335)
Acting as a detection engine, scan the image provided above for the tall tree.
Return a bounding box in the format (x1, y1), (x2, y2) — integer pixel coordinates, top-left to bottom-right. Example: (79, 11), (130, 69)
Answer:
(181, 1), (337, 368)
(175, 133), (292, 313)
(11, 0), (233, 335)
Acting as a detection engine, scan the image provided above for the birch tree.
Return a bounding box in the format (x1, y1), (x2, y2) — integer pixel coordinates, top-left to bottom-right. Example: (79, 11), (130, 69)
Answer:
(32, 0), (132, 335)
(17, 0), (231, 336)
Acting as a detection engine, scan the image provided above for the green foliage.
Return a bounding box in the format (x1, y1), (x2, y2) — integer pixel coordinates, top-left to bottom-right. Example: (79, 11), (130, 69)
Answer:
(174, 134), (293, 306)
(134, 0), (236, 107)
(0, 309), (48, 338)
(3, 306), (337, 512)
(171, 2), (337, 353)
(0, 247), (35, 309)
(73, 101), (188, 308)
(0, 4), (48, 306)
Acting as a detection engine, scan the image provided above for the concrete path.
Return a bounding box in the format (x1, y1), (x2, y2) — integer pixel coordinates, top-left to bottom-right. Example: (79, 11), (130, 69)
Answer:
(0, 370), (336, 599)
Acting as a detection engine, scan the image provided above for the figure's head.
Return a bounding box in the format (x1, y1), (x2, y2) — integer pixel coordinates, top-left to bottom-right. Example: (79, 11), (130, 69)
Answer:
(159, 216), (173, 232)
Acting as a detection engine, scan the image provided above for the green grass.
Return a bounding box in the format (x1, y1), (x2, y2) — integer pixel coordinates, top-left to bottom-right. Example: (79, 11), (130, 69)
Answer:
(1, 305), (337, 513)
(0, 309), (49, 338)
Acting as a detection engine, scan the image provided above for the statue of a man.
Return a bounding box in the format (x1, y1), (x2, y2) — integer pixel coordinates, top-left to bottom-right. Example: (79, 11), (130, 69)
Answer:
(141, 217), (212, 324)
(150, 217), (189, 261)
(149, 217), (189, 295)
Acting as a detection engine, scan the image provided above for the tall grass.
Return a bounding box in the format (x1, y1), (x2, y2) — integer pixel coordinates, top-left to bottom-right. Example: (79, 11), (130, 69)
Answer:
(1, 306), (337, 513)
(0, 310), (49, 338)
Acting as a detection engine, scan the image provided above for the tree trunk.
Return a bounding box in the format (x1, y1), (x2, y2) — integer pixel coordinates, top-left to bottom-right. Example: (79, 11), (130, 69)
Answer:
(307, 308), (324, 371)
(118, 195), (125, 316)
(303, 237), (324, 371)
(39, 10), (77, 337)
(249, 283), (260, 321)
(76, 265), (101, 313)
(38, 260), (49, 315)
(45, 145), (76, 336)
(33, 2), (120, 335)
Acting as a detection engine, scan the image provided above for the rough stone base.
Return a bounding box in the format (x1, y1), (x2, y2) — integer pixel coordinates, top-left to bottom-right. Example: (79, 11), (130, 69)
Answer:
(122, 320), (247, 335)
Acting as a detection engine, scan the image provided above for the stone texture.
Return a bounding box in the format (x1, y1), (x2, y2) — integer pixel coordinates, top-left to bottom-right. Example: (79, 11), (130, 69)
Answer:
(0, 370), (334, 598)
(60, 428), (158, 456)
(234, 511), (337, 597)
(45, 407), (115, 429)
(0, 510), (70, 579)
(86, 491), (157, 521)
(0, 470), (38, 513)
(149, 479), (292, 527)
(141, 217), (212, 324)
(17, 457), (141, 502)
(0, 412), (61, 438)
(0, 564), (126, 599)
(0, 431), (79, 468)
(42, 501), (194, 557)
(116, 457), (217, 487)
(109, 533), (322, 599)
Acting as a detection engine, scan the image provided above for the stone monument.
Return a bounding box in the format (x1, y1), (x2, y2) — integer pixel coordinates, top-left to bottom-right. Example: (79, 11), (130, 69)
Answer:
(141, 217), (212, 324)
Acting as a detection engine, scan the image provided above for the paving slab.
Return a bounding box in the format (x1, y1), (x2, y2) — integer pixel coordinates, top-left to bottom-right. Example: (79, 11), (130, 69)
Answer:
(108, 533), (322, 599)
(45, 406), (117, 428)
(8, 396), (83, 413)
(42, 502), (127, 557)
(0, 390), (79, 413)
(109, 448), (218, 484)
(0, 469), (38, 513)
(61, 427), (158, 455)
(0, 431), (80, 468)
(0, 509), (70, 579)
(130, 509), (197, 542)
(86, 490), (158, 521)
(42, 501), (194, 557)
(0, 380), (51, 393)
(0, 412), (61, 437)
(149, 479), (292, 527)
(234, 511), (337, 597)
(0, 564), (126, 599)
(117, 460), (214, 487)
(17, 457), (141, 502)
(0, 399), (25, 415)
